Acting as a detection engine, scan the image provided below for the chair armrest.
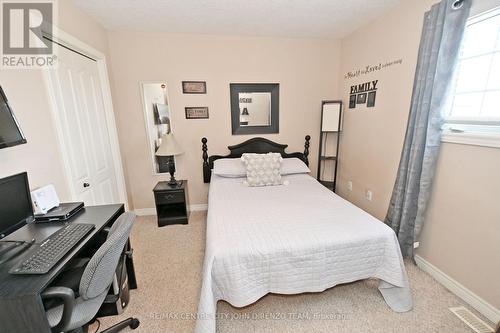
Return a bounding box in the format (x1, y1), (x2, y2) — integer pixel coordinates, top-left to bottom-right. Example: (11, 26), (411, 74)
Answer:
(125, 248), (133, 258)
(41, 286), (75, 332)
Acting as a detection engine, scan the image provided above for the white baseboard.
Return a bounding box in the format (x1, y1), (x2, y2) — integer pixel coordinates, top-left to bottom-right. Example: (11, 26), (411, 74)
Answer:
(133, 208), (156, 216)
(415, 254), (500, 324)
(134, 204), (208, 216)
(189, 204), (208, 212)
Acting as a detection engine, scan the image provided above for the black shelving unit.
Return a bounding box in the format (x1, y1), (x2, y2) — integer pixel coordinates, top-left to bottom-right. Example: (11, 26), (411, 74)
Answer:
(317, 100), (342, 192)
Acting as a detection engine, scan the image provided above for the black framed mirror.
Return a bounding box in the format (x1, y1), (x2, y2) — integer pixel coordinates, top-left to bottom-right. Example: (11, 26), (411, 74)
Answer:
(230, 83), (279, 135)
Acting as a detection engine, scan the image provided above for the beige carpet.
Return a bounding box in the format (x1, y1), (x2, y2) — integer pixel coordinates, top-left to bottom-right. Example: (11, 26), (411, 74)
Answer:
(95, 212), (491, 333)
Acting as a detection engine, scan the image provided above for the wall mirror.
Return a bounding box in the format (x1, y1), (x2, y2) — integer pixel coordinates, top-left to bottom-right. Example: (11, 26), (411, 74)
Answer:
(230, 83), (279, 135)
(140, 81), (173, 174)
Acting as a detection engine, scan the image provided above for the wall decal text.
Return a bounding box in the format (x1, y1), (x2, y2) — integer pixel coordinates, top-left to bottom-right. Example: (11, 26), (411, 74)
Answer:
(344, 58), (403, 80)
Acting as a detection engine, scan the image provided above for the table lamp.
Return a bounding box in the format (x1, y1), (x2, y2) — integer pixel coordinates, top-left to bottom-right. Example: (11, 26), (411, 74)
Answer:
(155, 132), (184, 186)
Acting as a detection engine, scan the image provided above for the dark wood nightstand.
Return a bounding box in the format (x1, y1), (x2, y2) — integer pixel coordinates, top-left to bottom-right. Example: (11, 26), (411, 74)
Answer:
(153, 180), (188, 227)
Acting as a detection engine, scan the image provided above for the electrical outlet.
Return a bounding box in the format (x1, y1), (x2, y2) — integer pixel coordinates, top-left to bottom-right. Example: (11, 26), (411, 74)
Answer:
(413, 242), (420, 249)
(365, 190), (373, 201)
(347, 180), (353, 191)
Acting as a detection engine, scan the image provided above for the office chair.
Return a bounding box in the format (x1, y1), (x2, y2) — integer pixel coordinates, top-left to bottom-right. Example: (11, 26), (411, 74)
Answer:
(41, 212), (140, 333)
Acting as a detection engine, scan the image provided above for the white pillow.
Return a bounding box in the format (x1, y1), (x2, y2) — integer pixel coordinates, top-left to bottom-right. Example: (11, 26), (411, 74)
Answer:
(281, 158), (310, 175)
(241, 153), (283, 186)
(213, 158), (246, 177)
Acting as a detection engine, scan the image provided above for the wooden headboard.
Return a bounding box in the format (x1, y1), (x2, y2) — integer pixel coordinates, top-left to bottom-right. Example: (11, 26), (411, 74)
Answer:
(201, 135), (311, 183)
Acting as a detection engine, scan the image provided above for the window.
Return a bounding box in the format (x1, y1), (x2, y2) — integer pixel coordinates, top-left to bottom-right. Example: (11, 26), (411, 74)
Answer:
(448, 8), (500, 123)
(443, 7), (500, 147)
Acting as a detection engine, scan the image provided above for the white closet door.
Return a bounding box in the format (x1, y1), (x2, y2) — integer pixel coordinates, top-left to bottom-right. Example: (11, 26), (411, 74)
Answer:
(47, 45), (120, 206)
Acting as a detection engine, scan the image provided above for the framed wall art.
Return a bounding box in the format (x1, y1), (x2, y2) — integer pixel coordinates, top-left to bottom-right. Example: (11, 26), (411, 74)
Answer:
(356, 93), (367, 104)
(182, 81), (207, 94)
(349, 94), (356, 109)
(185, 107), (209, 119)
(367, 91), (377, 107)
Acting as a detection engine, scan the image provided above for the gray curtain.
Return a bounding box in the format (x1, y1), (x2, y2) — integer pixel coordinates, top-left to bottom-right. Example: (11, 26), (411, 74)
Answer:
(385, 0), (471, 258)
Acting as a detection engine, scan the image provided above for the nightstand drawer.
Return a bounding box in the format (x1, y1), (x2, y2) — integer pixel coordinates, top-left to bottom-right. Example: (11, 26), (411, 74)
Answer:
(155, 191), (185, 204)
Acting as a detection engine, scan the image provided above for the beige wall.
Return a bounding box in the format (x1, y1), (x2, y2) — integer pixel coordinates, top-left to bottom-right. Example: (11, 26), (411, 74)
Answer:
(337, 0), (433, 218)
(107, 32), (341, 209)
(0, 0), (110, 198)
(0, 70), (70, 197)
(338, 0), (500, 310)
(57, 0), (109, 55)
(418, 143), (500, 309)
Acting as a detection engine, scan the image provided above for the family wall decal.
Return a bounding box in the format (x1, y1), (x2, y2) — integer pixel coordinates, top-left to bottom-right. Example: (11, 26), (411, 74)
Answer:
(349, 80), (378, 109)
(345, 58), (404, 109)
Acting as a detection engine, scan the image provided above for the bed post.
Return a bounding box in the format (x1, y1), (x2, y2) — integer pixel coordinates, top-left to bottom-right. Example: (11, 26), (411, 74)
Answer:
(304, 135), (311, 166)
(202, 137), (210, 183)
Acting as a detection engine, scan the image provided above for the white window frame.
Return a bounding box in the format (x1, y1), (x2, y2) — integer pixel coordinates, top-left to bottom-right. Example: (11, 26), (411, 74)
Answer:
(443, 6), (500, 148)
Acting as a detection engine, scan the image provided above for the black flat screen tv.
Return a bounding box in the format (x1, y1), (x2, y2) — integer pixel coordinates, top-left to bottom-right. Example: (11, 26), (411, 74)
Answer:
(0, 86), (26, 149)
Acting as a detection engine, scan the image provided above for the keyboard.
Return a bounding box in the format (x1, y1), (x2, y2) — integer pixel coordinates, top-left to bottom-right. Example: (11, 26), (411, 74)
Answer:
(9, 223), (95, 275)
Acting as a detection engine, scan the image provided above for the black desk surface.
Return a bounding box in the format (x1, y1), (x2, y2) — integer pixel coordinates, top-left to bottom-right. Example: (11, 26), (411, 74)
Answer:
(0, 204), (124, 298)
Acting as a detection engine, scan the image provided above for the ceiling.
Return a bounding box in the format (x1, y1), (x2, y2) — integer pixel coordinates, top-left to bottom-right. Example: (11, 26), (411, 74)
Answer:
(71, 0), (401, 39)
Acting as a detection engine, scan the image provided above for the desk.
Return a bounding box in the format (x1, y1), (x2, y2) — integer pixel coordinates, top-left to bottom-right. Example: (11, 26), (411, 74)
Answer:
(0, 204), (137, 333)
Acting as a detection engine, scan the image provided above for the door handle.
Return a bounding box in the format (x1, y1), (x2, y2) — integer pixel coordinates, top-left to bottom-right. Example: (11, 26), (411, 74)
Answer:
(83, 182), (90, 188)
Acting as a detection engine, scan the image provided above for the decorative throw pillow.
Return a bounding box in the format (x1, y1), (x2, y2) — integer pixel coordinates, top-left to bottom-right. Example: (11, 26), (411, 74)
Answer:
(241, 153), (283, 186)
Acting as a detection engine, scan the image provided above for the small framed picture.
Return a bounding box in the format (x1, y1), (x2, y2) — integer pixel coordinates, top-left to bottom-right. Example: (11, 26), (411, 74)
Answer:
(185, 107), (209, 119)
(367, 91), (377, 107)
(349, 95), (356, 109)
(182, 81), (207, 94)
(356, 93), (367, 104)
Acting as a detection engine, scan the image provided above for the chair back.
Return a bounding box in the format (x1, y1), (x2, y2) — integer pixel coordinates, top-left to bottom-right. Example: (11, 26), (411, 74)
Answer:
(78, 212), (135, 300)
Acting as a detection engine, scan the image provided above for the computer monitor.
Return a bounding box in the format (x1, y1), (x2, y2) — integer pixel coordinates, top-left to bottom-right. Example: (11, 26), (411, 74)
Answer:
(0, 172), (34, 239)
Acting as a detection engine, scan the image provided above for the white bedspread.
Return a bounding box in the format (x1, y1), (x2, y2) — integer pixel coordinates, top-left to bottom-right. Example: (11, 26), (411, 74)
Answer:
(195, 174), (412, 333)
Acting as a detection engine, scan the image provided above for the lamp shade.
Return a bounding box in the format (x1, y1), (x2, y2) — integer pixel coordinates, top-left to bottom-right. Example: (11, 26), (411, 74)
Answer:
(155, 132), (184, 156)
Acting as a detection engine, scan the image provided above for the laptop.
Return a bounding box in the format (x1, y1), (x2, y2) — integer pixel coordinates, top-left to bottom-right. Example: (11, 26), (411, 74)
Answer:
(35, 202), (85, 222)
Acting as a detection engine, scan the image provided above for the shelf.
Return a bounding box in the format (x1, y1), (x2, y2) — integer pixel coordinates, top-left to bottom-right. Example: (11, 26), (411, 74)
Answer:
(157, 203), (187, 218)
(319, 180), (335, 191)
(158, 214), (188, 222)
(158, 215), (188, 226)
(318, 104), (342, 193)
(157, 203), (188, 226)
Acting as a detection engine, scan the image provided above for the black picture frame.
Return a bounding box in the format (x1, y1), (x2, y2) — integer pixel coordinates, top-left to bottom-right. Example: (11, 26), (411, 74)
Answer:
(357, 93), (367, 104)
(349, 94), (356, 109)
(185, 107), (209, 119)
(182, 81), (207, 94)
(367, 91), (376, 107)
(230, 83), (279, 135)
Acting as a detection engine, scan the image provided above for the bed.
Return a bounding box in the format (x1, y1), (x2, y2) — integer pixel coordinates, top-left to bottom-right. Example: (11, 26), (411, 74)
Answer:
(195, 136), (412, 333)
